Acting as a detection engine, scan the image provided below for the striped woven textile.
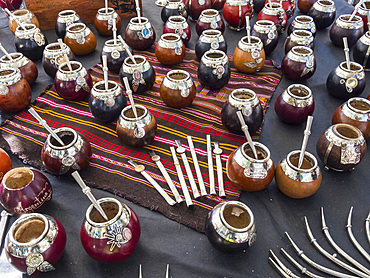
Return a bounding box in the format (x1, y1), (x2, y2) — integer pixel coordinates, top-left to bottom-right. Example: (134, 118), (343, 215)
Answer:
(0, 48), (282, 233)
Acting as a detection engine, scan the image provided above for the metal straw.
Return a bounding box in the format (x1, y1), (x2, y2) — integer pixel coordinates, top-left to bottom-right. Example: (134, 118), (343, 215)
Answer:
(206, 135), (216, 195)
(102, 55), (109, 90)
(135, 0), (141, 23)
(268, 0), (272, 8)
(343, 37), (351, 70)
(28, 108), (65, 146)
(123, 77), (138, 119)
(118, 35), (137, 65)
(368, 11), (370, 31)
(349, 0), (365, 21)
(298, 116), (313, 169)
(105, 0), (108, 13)
(166, 264), (170, 278)
(71, 171), (109, 221)
(112, 13), (117, 45)
(4, 8), (25, 30)
(187, 136), (207, 196)
(246, 15), (251, 44)
(236, 111), (257, 159)
(57, 39), (72, 72)
(139, 264), (142, 278)
(0, 43), (13, 61)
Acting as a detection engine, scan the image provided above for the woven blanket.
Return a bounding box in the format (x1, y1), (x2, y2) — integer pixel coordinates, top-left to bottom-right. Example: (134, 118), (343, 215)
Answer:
(0, 48), (282, 233)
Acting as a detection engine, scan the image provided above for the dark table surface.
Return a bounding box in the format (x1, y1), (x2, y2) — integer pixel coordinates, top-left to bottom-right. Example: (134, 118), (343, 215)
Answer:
(1, 0), (369, 277)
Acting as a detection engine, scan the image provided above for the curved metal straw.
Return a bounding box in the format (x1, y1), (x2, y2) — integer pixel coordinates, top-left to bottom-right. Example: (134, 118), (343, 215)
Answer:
(269, 249), (301, 278)
(346, 207), (370, 263)
(304, 217), (370, 278)
(269, 257), (299, 278)
(366, 212), (370, 245)
(285, 232), (359, 278)
(321, 208), (370, 275)
(139, 264), (142, 278)
(280, 248), (326, 278)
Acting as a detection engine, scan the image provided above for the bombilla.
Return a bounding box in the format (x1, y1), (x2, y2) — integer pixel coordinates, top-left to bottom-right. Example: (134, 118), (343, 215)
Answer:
(4, 8), (25, 30)
(245, 15), (251, 43)
(102, 55), (109, 90)
(135, 0), (141, 24)
(236, 110), (258, 159)
(112, 13), (117, 44)
(71, 171), (109, 221)
(0, 43), (13, 61)
(57, 39), (72, 72)
(28, 108), (65, 146)
(298, 116), (313, 169)
(343, 37), (351, 70)
(118, 35), (137, 65)
(349, 0), (365, 21)
(122, 77), (138, 119)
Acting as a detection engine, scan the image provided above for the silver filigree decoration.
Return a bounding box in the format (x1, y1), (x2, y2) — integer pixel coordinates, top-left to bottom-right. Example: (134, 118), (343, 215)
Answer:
(33, 31), (45, 46)
(76, 35), (85, 44)
(244, 167), (267, 179)
(105, 97), (115, 107)
(134, 126), (145, 138)
(105, 225), (132, 252)
(137, 27), (153, 40)
(26, 253), (55, 276)
(300, 57), (315, 77)
(107, 18), (113, 31)
(181, 88), (190, 97)
(54, 55), (65, 66)
(268, 31), (275, 40)
(62, 156), (75, 167)
(243, 62), (257, 68)
(212, 65), (225, 79)
(248, 232), (257, 246)
(175, 46), (182, 56)
(111, 50), (120, 60)
(75, 75), (90, 92)
(0, 84), (9, 95)
(176, 28), (187, 40)
(132, 70), (146, 92)
(341, 143), (361, 164)
(210, 21), (218, 29)
(252, 50), (260, 59)
(242, 105), (252, 117)
(199, 0), (205, 4)
(211, 41), (219, 49)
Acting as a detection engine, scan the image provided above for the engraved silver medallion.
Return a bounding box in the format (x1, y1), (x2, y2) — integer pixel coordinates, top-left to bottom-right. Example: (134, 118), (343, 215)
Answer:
(242, 105), (252, 117)
(76, 35), (85, 44)
(175, 46), (182, 56)
(341, 143), (361, 164)
(244, 167), (267, 179)
(105, 97), (115, 107)
(0, 85), (9, 95)
(111, 50), (120, 60)
(252, 50), (260, 59)
(211, 41), (219, 49)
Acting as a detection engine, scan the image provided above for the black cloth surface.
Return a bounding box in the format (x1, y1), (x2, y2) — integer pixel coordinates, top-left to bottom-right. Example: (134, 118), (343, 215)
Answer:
(0, 0), (369, 277)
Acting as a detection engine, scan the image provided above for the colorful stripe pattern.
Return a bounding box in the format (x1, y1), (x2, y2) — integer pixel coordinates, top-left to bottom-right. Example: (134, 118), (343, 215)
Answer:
(0, 48), (282, 233)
